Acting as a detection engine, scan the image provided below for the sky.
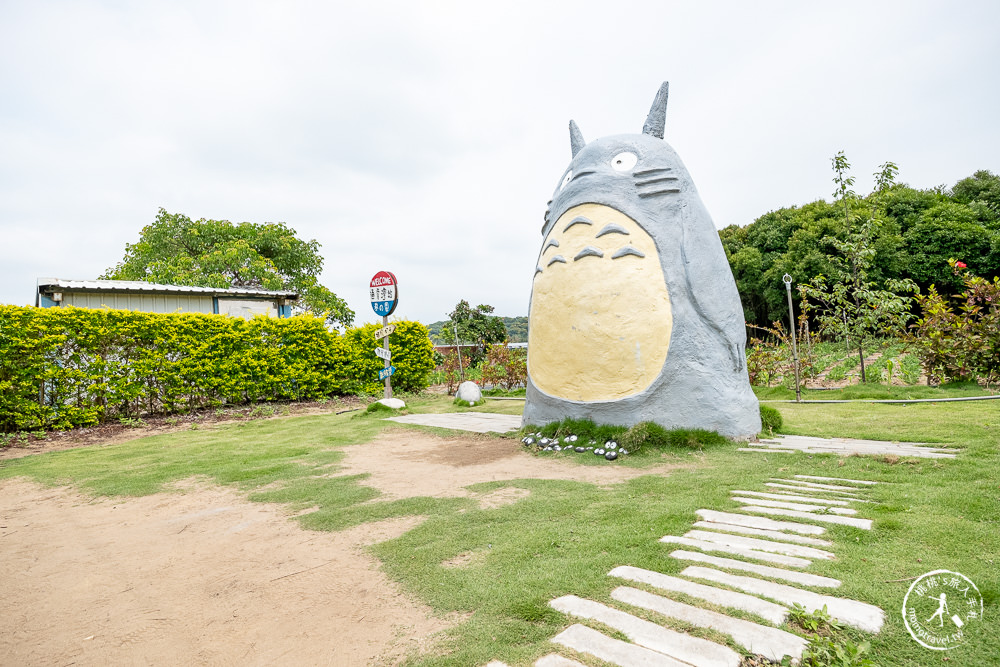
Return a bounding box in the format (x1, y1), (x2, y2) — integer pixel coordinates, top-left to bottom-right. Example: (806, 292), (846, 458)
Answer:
(2, 0), (998, 326)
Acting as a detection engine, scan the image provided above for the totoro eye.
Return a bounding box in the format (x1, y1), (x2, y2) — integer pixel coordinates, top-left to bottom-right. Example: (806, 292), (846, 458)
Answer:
(560, 170), (573, 190)
(610, 152), (638, 172)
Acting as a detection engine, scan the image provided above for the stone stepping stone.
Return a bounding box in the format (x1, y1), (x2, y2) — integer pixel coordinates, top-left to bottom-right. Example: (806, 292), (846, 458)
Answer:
(794, 475), (877, 486)
(681, 567), (884, 633)
(762, 490), (873, 504)
(659, 535), (811, 568)
(731, 496), (858, 515)
(730, 490), (858, 506)
(691, 521), (833, 546)
(609, 566), (788, 625)
(550, 595), (741, 667)
(683, 530), (836, 560)
(535, 655), (588, 667)
(668, 550), (842, 588)
(695, 509), (827, 535)
(739, 506), (873, 530)
(765, 482), (860, 496)
(612, 586), (808, 664)
(771, 478), (866, 492)
(551, 623), (694, 667)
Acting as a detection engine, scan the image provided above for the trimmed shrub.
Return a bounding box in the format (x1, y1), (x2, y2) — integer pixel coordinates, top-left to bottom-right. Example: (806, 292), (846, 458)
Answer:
(759, 404), (783, 435)
(342, 321), (435, 395)
(0, 305), (434, 431)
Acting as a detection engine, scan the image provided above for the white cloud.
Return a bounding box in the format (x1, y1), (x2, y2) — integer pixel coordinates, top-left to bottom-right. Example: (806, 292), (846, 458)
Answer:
(2, 0), (998, 323)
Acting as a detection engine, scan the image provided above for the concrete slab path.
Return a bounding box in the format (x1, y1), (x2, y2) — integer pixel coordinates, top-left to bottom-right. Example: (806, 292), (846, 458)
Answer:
(549, 595), (741, 667)
(744, 435), (956, 459)
(739, 505), (873, 530)
(551, 624), (692, 667)
(609, 566), (789, 625)
(668, 550), (842, 588)
(694, 509), (828, 535)
(612, 586), (807, 663)
(384, 411), (521, 433)
(682, 529), (836, 560)
(731, 496), (858, 515)
(681, 567), (885, 633)
(658, 535), (812, 567)
(690, 521), (833, 546)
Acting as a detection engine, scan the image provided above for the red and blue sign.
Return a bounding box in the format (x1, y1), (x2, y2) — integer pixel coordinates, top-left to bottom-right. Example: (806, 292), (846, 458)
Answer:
(370, 271), (398, 317)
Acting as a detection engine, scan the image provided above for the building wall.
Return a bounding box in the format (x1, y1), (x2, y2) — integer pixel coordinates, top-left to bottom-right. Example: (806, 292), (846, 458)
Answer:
(216, 298), (279, 319)
(62, 292), (214, 314)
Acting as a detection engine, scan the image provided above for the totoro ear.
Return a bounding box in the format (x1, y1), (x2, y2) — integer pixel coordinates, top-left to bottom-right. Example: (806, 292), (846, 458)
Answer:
(569, 120), (586, 157)
(642, 81), (669, 139)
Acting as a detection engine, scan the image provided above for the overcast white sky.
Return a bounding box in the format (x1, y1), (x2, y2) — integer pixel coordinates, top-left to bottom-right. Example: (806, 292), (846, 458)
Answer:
(2, 1), (998, 326)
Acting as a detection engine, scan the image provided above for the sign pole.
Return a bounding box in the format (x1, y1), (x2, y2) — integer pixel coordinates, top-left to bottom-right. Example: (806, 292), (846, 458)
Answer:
(382, 314), (392, 399)
(783, 273), (802, 403)
(370, 271), (398, 396)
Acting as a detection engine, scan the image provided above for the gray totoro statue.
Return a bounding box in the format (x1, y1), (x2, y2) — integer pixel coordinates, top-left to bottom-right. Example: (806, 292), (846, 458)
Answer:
(522, 82), (761, 439)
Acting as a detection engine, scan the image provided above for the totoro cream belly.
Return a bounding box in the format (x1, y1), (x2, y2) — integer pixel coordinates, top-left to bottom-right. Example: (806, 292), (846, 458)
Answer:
(528, 203), (672, 401)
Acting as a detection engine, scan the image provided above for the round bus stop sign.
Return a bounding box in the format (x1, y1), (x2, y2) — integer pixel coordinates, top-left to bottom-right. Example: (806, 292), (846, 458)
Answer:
(370, 271), (398, 317)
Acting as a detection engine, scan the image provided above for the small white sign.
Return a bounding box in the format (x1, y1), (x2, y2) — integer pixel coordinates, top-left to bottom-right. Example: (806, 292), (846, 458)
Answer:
(374, 324), (396, 340)
(375, 347), (391, 361)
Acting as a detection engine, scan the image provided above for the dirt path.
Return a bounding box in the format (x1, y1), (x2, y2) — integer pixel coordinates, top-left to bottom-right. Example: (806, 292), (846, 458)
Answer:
(1, 428), (684, 665)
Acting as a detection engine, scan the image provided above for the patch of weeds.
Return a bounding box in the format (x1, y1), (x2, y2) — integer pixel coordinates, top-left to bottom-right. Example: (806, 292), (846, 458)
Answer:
(783, 605), (874, 667)
(118, 416), (147, 428)
(363, 401), (399, 416)
(792, 635), (874, 667)
(0, 432), (25, 448)
(524, 418), (729, 454)
(249, 404), (276, 418)
(759, 405), (783, 435)
(788, 604), (843, 636)
(453, 398), (485, 407)
(164, 417), (180, 426)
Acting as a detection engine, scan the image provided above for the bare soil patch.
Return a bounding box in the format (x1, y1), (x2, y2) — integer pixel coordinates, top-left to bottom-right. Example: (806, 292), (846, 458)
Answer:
(0, 479), (448, 666)
(333, 429), (686, 502)
(0, 424), (685, 665)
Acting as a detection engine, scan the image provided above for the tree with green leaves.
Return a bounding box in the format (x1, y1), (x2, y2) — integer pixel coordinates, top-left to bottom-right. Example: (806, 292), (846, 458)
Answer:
(800, 153), (917, 381)
(103, 209), (354, 328)
(437, 300), (507, 363)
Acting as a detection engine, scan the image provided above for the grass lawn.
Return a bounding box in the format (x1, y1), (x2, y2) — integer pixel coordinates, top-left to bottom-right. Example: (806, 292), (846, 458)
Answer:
(2, 392), (998, 666)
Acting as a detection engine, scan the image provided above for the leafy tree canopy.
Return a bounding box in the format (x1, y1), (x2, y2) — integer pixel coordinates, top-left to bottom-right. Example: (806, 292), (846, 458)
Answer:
(437, 300), (507, 364)
(103, 209), (354, 328)
(727, 165), (1000, 328)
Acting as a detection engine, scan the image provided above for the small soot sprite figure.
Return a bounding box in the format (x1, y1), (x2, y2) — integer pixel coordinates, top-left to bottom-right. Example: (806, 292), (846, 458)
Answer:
(523, 82), (760, 439)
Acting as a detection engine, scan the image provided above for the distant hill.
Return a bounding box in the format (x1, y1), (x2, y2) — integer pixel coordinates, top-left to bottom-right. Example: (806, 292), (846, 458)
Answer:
(427, 316), (528, 344)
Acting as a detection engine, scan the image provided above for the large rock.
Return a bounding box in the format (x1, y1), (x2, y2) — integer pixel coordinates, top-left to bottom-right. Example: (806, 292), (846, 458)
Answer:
(523, 82), (760, 439)
(455, 381), (483, 404)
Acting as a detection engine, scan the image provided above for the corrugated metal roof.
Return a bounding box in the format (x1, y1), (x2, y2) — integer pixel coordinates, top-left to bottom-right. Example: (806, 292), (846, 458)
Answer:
(37, 278), (298, 299)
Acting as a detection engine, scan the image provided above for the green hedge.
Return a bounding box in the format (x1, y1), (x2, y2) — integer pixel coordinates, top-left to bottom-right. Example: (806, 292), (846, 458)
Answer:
(0, 306), (433, 432)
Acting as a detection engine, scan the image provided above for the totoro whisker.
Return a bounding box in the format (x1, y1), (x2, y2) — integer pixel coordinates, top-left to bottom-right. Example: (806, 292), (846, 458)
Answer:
(612, 246), (646, 259)
(570, 169), (596, 182)
(574, 246), (604, 261)
(596, 223), (629, 238)
(633, 167), (673, 177)
(636, 176), (679, 187)
(563, 216), (593, 232)
(547, 255), (567, 267)
(637, 188), (681, 198)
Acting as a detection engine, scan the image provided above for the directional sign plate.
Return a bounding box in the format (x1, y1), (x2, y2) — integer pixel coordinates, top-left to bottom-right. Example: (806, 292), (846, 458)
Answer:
(375, 347), (391, 361)
(378, 365), (396, 381)
(370, 271), (398, 317)
(374, 324), (396, 340)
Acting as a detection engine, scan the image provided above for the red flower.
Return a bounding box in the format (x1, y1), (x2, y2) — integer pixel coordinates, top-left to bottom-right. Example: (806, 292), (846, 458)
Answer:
(955, 261), (967, 268)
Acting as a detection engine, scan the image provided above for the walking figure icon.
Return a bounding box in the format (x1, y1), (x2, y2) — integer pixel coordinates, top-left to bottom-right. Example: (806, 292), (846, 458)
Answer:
(926, 593), (948, 627)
